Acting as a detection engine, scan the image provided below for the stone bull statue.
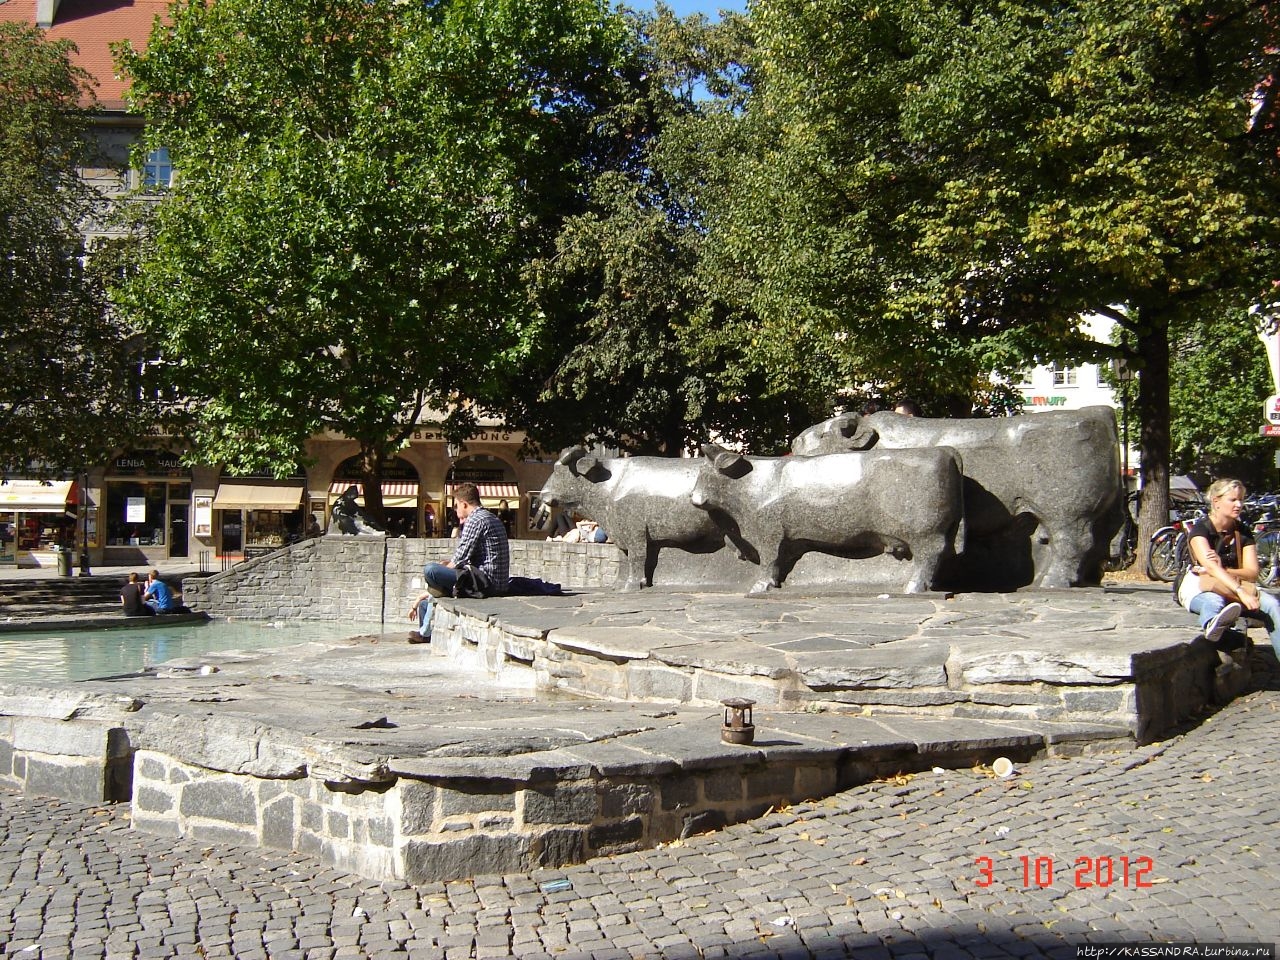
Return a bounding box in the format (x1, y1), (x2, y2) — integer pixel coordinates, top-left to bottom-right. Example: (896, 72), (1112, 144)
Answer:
(540, 447), (727, 590)
(791, 405), (1123, 589)
(693, 443), (964, 596)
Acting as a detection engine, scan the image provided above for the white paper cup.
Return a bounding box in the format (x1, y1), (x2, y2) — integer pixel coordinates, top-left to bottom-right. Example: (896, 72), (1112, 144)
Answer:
(992, 757), (1015, 778)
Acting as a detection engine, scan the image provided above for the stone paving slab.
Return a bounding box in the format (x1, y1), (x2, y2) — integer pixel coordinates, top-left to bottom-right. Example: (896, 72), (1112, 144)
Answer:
(434, 584), (1235, 741)
(0, 583), (1227, 786)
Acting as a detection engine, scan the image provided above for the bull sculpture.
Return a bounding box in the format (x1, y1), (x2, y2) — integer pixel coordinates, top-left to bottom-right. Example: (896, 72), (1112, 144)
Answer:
(540, 447), (727, 591)
(692, 443), (964, 596)
(791, 405), (1123, 589)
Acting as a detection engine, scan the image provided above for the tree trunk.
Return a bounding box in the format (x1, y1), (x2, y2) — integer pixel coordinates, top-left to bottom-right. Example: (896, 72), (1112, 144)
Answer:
(360, 446), (386, 528)
(1135, 309), (1171, 575)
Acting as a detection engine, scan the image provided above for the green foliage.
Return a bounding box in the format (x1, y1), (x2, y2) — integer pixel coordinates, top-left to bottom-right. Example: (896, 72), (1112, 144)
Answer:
(0, 22), (140, 474)
(699, 0), (1280, 534)
(113, 0), (629, 482)
(514, 6), (826, 455)
(1169, 310), (1274, 486)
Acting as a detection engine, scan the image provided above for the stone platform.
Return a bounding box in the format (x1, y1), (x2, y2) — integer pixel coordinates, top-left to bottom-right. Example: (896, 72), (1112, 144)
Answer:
(0, 583), (1256, 884)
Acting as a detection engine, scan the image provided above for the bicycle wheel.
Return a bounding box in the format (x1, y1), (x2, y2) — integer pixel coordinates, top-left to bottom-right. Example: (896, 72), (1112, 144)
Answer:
(1146, 527), (1181, 582)
(1257, 532), (1280, 588)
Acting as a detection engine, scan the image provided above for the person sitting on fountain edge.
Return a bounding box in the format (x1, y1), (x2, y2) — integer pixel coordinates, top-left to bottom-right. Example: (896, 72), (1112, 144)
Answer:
(143, 569), (178, 614)
(1178, 477), (1280, 658)
(407, 482), (509, 643)
(121, 572), (154, 617)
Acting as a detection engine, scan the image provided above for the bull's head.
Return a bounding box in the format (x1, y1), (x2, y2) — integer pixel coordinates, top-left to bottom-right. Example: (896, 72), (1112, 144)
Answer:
(551, 446), (608, 484)
(699, 443), (753, 479)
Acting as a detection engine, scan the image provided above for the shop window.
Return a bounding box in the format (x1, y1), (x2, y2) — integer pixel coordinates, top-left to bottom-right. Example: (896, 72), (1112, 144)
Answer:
(105, 481), (188, 546)
(246, 510), (302, 549)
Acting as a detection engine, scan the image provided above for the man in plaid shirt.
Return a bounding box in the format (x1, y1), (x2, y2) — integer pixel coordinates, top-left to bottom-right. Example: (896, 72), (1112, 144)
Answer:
(407, 482), (509, 642)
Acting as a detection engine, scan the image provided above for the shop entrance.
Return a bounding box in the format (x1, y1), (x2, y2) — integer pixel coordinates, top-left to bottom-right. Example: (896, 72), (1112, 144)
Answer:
(221, 514), (242, 554)
(169, 503), (189, 558)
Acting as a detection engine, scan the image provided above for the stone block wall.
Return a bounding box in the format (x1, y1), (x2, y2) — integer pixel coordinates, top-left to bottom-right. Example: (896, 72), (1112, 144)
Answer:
(127, 743), (882, 884)
(183, 536), (919, 623)
(183, 537), (626, 622)
(0, 690), (137, 803)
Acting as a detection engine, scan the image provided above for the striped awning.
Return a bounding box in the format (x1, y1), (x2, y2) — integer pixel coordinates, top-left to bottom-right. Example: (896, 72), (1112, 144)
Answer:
(0, 480), (78, 513)
(329, 481), (425, 509)
(446, 482), (519, 502)
(211, 482), (304, 511)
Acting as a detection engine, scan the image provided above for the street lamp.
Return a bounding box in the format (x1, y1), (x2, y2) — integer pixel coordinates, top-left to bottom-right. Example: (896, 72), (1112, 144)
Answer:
(79, 469), (91, 576)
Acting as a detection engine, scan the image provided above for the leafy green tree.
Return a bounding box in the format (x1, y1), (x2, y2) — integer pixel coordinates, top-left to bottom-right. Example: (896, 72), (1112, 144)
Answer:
(1169, 310), (1274, 487)
(113, 0), (629, 515)
(699, 0), (1280, 551)
(0, 22), (140, 475)
(513, 6), (826, 456)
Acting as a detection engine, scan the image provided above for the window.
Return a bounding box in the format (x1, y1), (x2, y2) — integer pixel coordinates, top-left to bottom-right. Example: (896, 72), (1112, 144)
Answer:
(143, 147), (173, 188)
(1050, 364), (1078, 387)
(1013, 368), (1033, 387)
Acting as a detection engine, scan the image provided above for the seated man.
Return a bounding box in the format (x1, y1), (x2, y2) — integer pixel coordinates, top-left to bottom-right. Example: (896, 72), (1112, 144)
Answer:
(143, 569), (178, 614)
(407, 482), (509, 643)
(121, 572), (154, 617)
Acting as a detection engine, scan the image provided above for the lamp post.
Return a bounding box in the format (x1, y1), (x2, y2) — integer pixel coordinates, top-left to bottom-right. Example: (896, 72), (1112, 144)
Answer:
(79, 469), (91, 576)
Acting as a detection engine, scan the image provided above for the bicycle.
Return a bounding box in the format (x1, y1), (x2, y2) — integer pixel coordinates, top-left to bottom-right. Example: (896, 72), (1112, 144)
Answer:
(1102, 490), (1139, 572)
(1146, 523), (1189, 582)
(1146, 501), (1204, 582)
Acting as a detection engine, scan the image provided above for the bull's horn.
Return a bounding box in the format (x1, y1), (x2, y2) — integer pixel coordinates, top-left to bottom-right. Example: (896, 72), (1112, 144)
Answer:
(577, 455), (600, 476)
(557, 446), (587, 465)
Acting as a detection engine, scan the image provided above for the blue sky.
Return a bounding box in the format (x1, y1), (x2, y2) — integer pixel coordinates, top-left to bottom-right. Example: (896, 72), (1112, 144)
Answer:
(628, 0), (747, 18)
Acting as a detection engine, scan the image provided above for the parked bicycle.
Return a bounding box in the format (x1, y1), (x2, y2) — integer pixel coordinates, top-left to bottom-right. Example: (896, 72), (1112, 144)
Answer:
(1103, 490), (1140, 572)
(1145, 505), (1201, 582)
(1147, 492), (1280, 585)
(1250, 494), (1280, 588)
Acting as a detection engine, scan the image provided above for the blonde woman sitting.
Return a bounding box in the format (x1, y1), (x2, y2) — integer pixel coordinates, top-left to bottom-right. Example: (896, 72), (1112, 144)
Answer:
(1180, 478), (1280, 655)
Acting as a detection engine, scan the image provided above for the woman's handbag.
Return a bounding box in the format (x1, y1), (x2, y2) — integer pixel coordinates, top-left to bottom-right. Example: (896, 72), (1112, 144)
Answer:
(1174, 528), (1241, 609)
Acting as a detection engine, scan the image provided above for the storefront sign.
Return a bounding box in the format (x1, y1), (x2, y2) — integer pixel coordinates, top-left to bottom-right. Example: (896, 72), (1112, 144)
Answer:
(450, 468), (508, 482)
(410, 429), (514, 443)
(1022, 395), (1069, 407)
(1260, 424), (1280, 437)
(1265, 395), (1280, 425)
(111, 450), (190, 477)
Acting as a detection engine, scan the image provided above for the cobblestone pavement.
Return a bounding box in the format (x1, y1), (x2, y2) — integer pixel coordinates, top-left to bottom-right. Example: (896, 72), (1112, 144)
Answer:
(2, 687), (1279, 960)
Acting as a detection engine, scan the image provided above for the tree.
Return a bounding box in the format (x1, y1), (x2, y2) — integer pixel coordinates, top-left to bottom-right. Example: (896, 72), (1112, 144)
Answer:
(698, 0), (1280, 555)
(511, 6), (827, 456)
(0, 22), (141, 475)
(1169, 309), (1274, 486)
(113, 0), (630, 516)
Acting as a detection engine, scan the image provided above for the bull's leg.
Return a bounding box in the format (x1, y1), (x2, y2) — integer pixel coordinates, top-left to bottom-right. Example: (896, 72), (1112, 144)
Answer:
(746, 540), (789, 597)
(904, 533), (948, 593)
(618, 543), (649, 591)
(1036, 517), (1093, 588)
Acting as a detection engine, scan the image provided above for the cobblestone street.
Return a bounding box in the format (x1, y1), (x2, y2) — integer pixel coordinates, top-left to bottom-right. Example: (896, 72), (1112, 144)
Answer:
(2, 686), (1278, 959)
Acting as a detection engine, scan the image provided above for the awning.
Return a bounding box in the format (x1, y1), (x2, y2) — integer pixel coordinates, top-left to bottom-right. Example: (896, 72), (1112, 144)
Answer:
(0, 480), (78, 513)
(328, 481), (424, 509)
(211, 482), (305, 511)
(447, 482), (519, 502)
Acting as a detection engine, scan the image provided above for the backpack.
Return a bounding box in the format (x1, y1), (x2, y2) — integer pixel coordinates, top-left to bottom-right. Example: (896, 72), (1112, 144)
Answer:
(452, 565), (493, 599)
